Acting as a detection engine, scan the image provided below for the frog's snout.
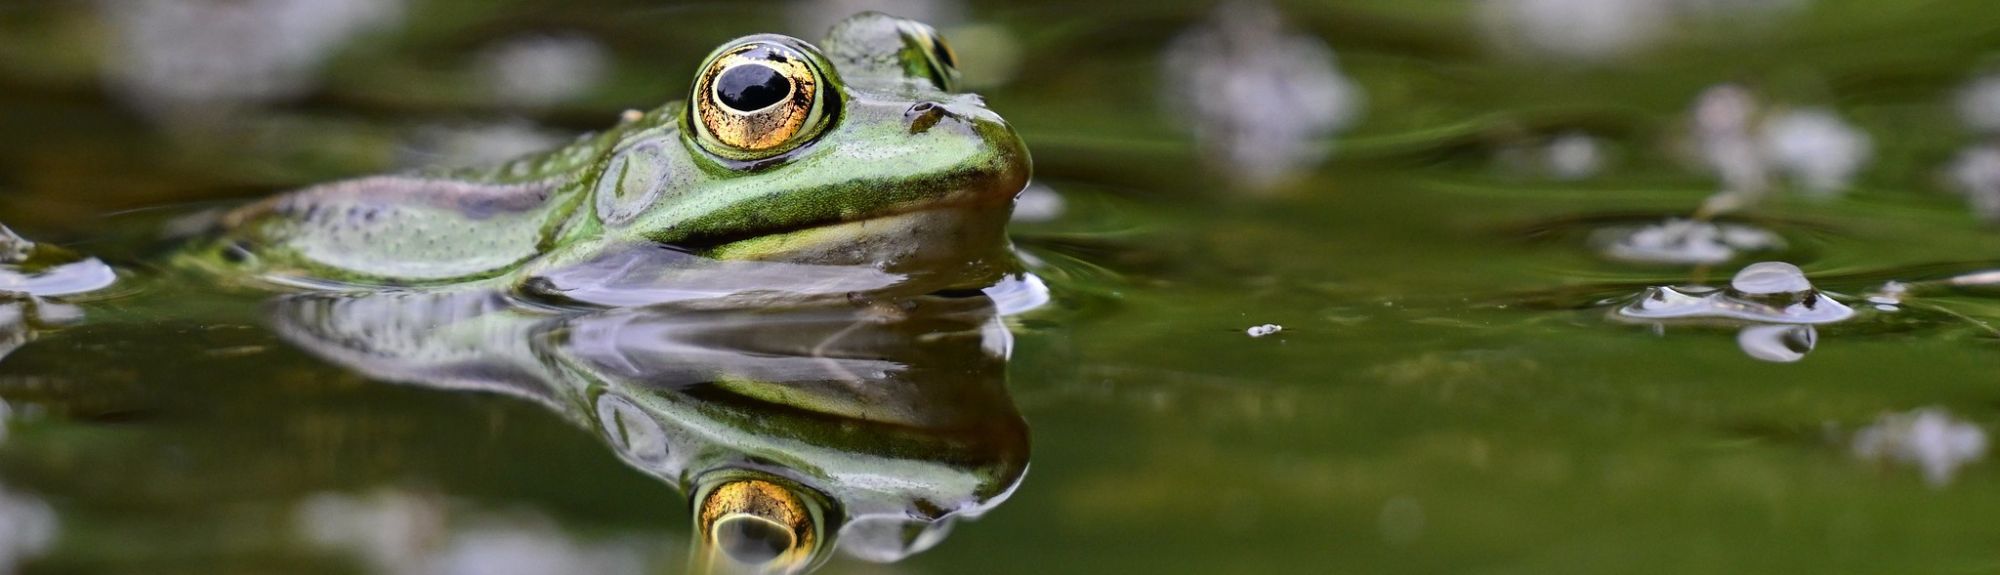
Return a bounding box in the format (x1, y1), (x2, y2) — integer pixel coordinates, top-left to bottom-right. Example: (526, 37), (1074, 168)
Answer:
(952, 105), (1032, 207)
(904, 101), (943, 134)
(884, 95), (1030, 207)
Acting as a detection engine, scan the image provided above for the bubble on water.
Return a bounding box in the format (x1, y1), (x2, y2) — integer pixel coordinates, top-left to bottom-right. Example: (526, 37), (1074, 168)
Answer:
(1246, 324), (1283, 338)
(1615, 261), (1852, 324)
(1736, 324), (1815, 363)
(480, 34), (608, 109)
(1163, 0), (1363, 192)
(1853, 408), (1987, 488)
(1759, 108), (1872, 196)
(98, 0), (404, 120)
(1956, 75), (2000, 134)
(1594, 219), (1784, 265)
(1946, 145), (2000, 223)
(1729, 261), (1811, 297)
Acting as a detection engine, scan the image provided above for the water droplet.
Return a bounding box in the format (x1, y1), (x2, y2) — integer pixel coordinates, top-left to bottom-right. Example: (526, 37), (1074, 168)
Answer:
(1729, 261), (1811, 298)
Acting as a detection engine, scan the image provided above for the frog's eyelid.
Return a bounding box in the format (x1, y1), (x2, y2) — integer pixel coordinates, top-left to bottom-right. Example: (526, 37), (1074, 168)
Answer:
(932, 36), (957, 70)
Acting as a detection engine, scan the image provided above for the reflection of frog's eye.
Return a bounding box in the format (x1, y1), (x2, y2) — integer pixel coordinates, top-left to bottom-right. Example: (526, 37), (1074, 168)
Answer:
(692, 39), (834, 160)
(698, 478), (818, 569)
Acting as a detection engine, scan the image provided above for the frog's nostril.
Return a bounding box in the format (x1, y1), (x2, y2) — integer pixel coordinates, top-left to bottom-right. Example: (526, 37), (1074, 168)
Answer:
(906, 102), (948, 134)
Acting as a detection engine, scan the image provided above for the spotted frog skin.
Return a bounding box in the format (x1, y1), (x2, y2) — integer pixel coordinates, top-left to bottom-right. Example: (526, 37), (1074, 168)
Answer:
(183, 13), (1031, 303)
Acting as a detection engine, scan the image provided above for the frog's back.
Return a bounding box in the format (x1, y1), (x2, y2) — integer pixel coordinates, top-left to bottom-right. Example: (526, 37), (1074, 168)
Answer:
(199, 175), (579, 285)
(186, 113), (663, 286)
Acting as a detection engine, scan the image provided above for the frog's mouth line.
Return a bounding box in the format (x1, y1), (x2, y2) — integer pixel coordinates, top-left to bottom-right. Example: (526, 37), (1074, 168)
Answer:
(672, 194), (1015, 258)
(679, 199), (1017, 269)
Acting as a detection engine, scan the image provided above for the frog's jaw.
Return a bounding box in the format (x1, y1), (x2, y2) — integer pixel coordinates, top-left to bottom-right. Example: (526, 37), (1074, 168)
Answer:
(704, 204), (1019, 289)
(687, 94), (1031, 290)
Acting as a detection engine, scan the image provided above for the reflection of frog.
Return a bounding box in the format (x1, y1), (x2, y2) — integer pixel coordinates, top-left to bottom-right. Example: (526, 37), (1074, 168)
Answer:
(269, 289), (1030, 573)
(155, 12), (1029, 305)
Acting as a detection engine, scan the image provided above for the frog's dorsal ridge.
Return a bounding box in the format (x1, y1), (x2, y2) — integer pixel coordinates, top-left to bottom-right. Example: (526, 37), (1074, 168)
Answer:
(218, 174), (583, 285)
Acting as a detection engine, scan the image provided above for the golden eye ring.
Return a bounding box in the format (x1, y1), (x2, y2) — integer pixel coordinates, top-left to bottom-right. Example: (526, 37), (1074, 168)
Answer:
(691, 39), (833, 160)
(698, 478), (817, 569)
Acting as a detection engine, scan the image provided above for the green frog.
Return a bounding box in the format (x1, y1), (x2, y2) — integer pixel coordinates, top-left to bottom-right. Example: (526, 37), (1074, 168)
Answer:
(166, 12), (1029, 305)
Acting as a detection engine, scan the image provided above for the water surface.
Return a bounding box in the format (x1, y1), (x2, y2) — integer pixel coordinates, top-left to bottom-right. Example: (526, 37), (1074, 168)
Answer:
(5, 1), (2000, 573)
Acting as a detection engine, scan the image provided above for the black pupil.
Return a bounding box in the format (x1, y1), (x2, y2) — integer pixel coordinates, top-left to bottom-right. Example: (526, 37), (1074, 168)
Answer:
(716, 64), (792, 112)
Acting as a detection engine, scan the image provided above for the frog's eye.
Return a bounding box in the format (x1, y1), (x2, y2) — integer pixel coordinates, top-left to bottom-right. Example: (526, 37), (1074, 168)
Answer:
(692, 39), (834, 160)
(897, 21), (961, 92)
(698, 478), (818, 569)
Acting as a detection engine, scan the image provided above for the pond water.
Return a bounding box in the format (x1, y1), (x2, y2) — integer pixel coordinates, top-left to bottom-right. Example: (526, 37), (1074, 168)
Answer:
(5, 0), (2000, 573)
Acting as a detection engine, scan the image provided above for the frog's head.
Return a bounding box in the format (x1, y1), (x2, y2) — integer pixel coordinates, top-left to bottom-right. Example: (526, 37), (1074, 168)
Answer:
(608, 13), (1029, 289)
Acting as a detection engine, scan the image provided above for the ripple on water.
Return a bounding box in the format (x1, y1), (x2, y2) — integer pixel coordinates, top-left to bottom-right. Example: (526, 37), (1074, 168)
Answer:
(1615, 262), (1853, 324)
(0, 226), (116, 299)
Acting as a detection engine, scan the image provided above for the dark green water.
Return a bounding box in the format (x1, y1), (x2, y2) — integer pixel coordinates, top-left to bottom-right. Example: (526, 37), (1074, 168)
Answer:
(6, 0), (2000, 573)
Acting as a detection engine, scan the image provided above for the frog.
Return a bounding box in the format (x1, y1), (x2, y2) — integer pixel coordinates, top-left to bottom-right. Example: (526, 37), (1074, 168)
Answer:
(168, 12), (1031, 306)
